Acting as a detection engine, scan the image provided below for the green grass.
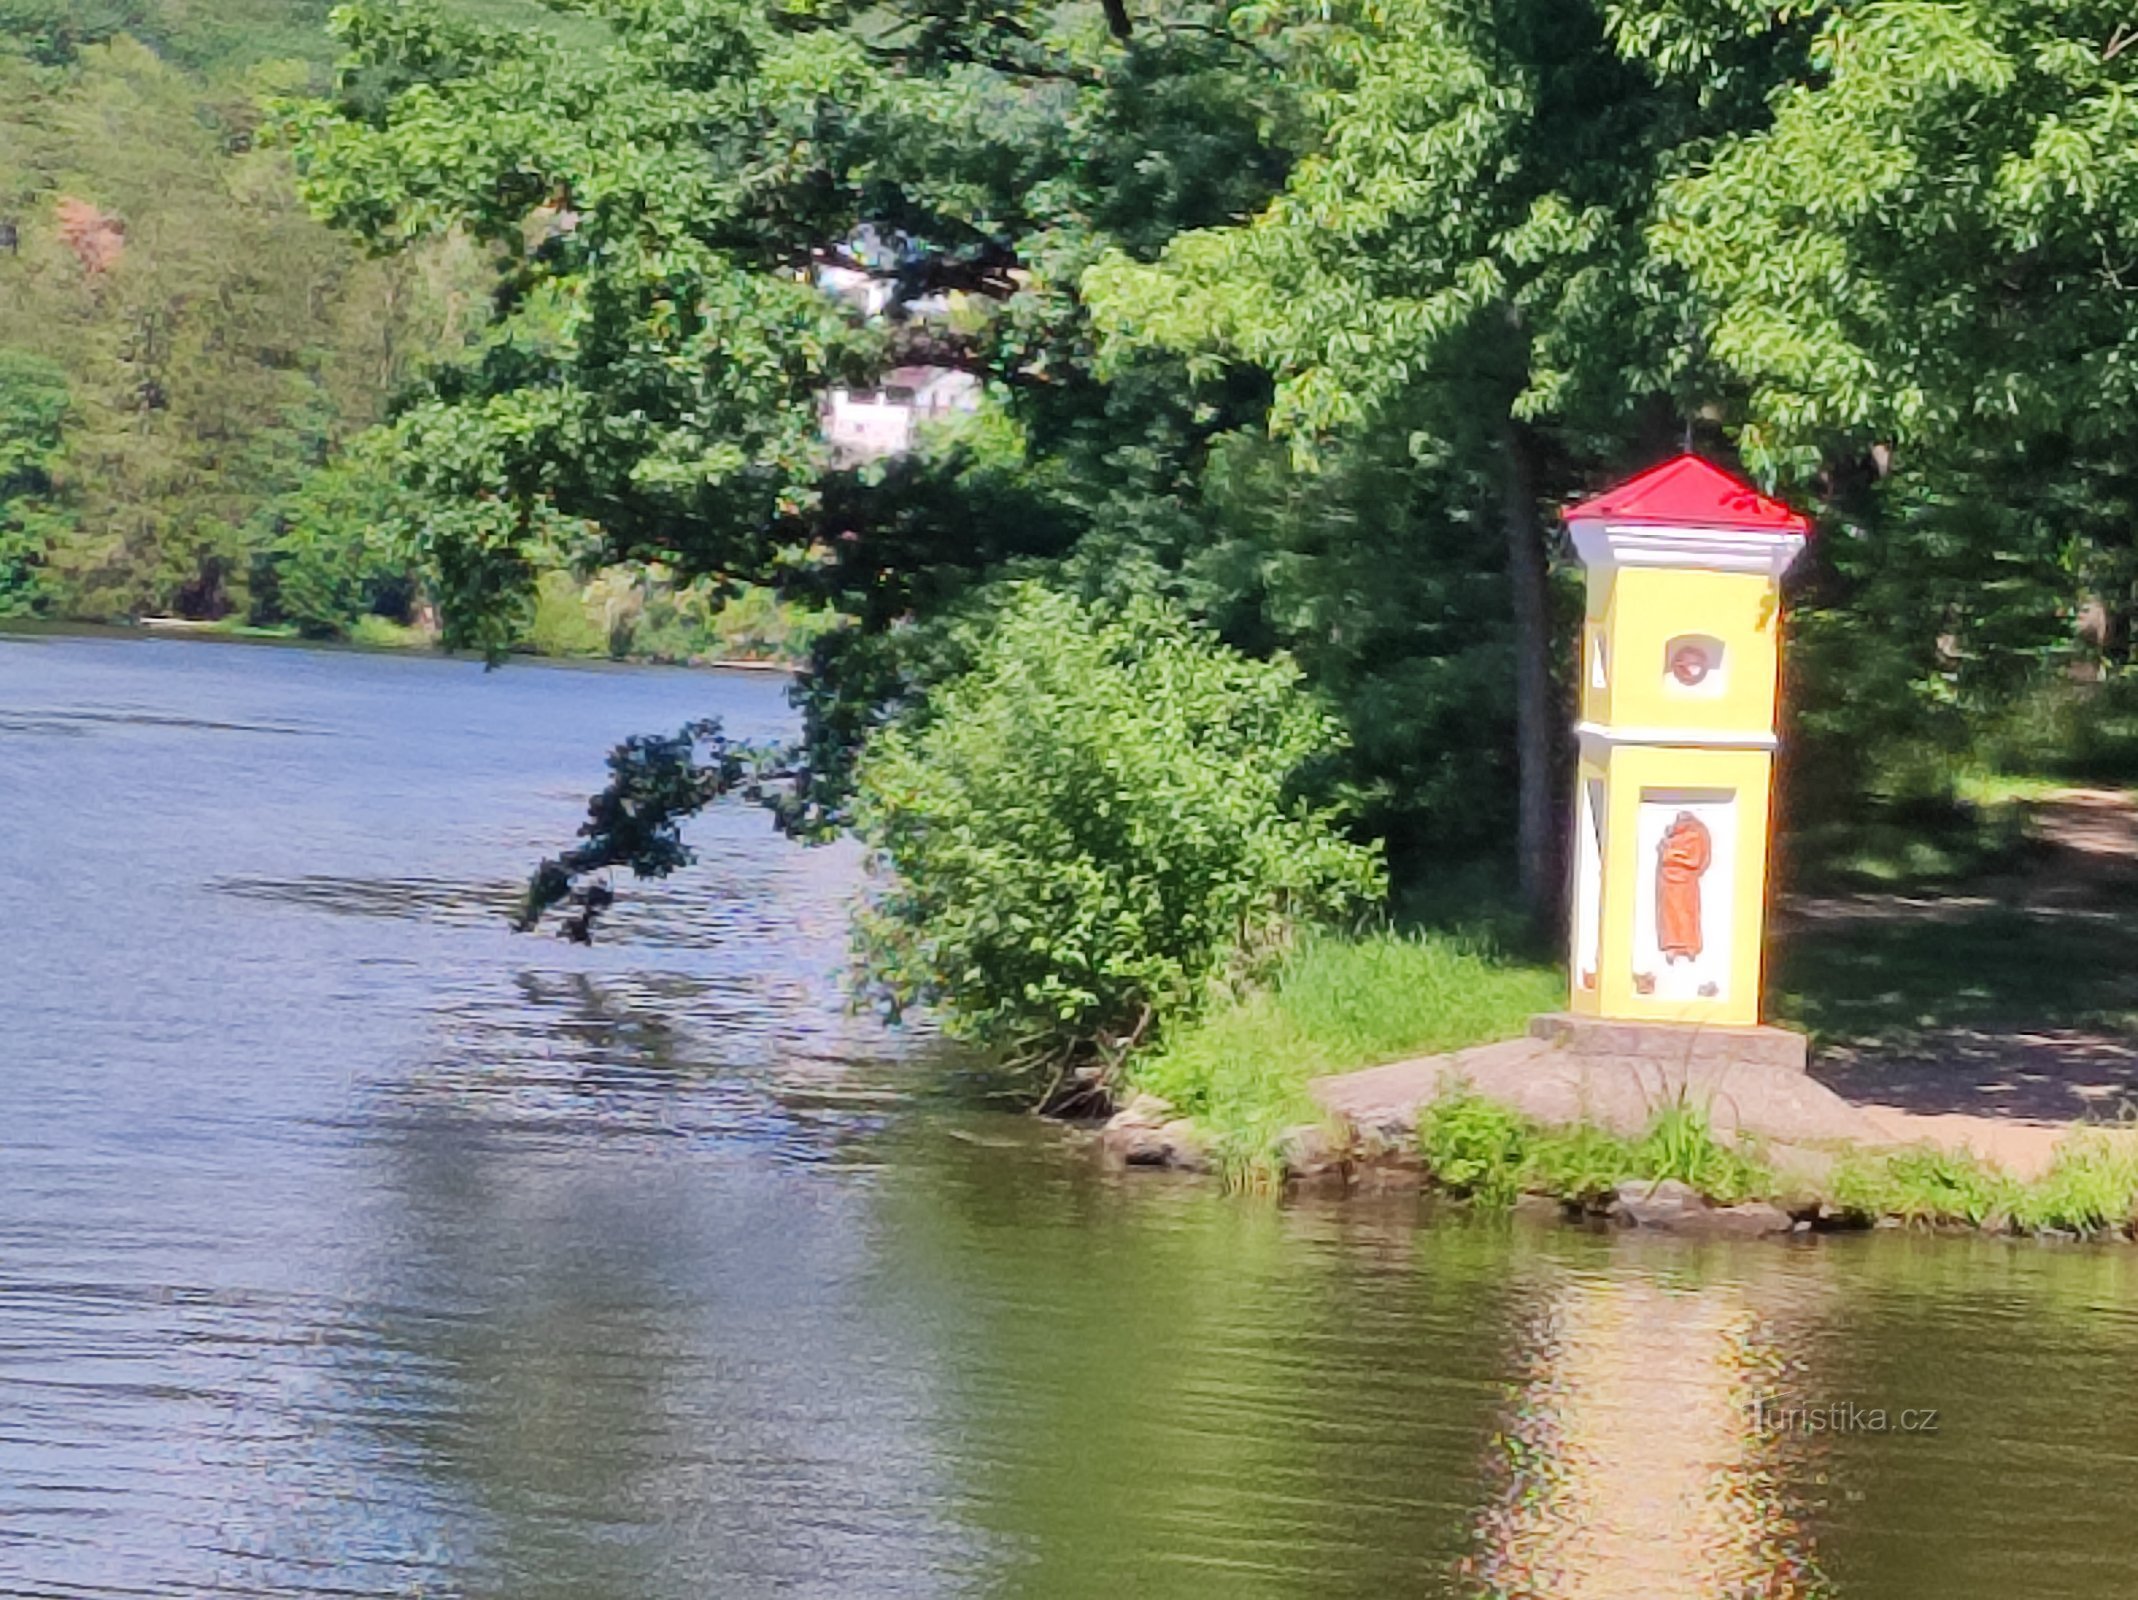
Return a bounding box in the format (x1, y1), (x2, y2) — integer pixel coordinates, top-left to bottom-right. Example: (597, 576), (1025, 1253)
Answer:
(2013, 1131), (2138, 1233)
(1779, 809), (2034, 891)
(1417, 1093), (1776, 1210)
(1975, 673), (2138, 787)
(1776, 767), (2043, 892)
(1827, 1144), (2012, 1228)
(1952, 770), (2089, 808)
(1825, 1127), (2138, 1235)
(347, 614), (430, 651)
(1128, 931), (1561, 1178)
(1769, 770), (2138, 1052)
(1408, 1089), (2138, 1238)
(1769, 890), (2138, 1051)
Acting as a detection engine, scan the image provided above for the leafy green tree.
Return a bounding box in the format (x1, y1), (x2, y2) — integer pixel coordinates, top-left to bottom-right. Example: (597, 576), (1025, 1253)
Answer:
(0, 346), (69, 610)
(851, 584), (1385, 1083)
(1652, 0), (2138, 797)
(515, 718), (775, 941)
(1185, 419), (1533, 877)
(286, 0), (1298, 757)
(260, 433), (422, 635)
(76, 0), (2135, 949)
(1082, 0), (1827, 921)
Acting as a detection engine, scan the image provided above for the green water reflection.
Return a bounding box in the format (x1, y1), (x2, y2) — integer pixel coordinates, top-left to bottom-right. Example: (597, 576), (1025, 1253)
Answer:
(351, 1100), (2138, 1598)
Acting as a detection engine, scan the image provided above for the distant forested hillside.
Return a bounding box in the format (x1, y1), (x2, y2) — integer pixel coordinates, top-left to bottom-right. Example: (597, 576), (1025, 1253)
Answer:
(0, 0), (809, 662)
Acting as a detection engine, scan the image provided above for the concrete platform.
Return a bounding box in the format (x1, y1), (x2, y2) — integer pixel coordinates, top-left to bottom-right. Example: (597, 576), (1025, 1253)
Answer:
(1308, 1030), (2112, 1180)
(1311, 1034), (1875, 1148)
(1528, 1011), (1808, 1073)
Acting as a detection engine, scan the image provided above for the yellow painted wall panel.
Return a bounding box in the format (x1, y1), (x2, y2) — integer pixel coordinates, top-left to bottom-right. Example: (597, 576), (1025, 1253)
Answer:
(1598, 567), (1780, 735)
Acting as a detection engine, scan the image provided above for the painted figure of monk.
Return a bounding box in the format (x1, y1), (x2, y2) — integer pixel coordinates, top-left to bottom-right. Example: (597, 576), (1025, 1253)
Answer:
(1656, 811), (1711, 963)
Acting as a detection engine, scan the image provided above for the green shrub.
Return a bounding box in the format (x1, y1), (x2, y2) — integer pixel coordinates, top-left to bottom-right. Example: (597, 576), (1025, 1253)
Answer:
(1523, 1119), (1643, 1205)
(1416, 1091), (1533, 1206)
(348, 613), (428, 650)
(520, 570), (610, 657)
(851, 583), (1385, 1077)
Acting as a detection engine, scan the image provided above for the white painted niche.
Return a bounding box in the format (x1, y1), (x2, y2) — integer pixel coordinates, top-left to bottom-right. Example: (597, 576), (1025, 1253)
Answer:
(1630, 787), (1736, 1004)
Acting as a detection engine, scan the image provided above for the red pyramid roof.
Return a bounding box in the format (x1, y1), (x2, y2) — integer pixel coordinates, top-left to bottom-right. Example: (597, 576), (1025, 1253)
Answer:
(1562, 453), (1808, 534)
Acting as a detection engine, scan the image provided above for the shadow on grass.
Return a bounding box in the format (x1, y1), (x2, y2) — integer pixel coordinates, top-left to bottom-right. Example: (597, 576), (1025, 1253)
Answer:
(1390, 857), (1558, 965)
(1391, 804), (2138, 1111)
(1770, 892), (2138, 1121)
(1771, 902), (2138, 1049)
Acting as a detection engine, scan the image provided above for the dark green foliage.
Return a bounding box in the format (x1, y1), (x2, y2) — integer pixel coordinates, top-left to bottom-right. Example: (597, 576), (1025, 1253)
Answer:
(283, 0), (1317, 816)
(1652, 0), (2138, 809)
(258, 437), (422, 635)
(1186, 422), (1562, 873)
(0, 346), (68, 611)
(513, 718), (788, 940)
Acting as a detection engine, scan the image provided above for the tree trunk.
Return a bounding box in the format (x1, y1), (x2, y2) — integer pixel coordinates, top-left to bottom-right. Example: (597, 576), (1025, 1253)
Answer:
(1500, 422), (1559, 934)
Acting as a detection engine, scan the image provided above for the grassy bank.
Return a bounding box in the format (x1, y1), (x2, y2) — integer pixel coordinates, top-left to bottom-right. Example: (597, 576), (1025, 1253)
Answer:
(1415, 1092), (2138, 1239)
(1126, 931), (1561, 1175)
(1418, 1092), (1773, 1208)
(1111, 918), (2138, 1238)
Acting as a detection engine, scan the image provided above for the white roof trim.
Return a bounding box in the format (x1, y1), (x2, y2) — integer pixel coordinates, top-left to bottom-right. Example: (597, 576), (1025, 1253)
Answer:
(1577, 721), (1779, 750)
(1570, 517), (1805, 579)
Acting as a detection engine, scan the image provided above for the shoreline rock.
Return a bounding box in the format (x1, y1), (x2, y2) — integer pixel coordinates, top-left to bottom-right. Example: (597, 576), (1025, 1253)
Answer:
(1083, 1098), (2136, 1246)
(1605, 1178), (1796, 1236)
(1098, 1094), (1210, 1172)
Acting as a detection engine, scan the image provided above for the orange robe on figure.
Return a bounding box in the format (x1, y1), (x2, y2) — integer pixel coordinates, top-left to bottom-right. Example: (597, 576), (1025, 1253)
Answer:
(1656, 811), (1710, 962)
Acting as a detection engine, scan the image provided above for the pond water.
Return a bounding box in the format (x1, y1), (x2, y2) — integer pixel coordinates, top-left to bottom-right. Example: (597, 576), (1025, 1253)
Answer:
(5, 631), (2138, 1599)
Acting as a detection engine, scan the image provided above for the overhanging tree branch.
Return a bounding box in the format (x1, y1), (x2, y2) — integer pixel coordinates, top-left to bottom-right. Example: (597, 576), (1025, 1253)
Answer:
(514, 719), (796, 942)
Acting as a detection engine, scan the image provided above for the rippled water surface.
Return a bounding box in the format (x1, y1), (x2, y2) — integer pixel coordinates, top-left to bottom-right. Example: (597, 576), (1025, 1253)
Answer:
(6, 632), (2138, 1599)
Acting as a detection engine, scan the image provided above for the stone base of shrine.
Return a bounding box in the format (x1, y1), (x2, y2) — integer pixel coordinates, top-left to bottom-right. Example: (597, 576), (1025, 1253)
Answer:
(1526, 1012), (1808, 1074)
(1308, 1017), (1861, 1158)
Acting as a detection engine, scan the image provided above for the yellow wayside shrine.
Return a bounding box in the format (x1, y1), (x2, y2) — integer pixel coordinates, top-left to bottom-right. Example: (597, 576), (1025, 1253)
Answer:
(1560, 455), (1809, 1029)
